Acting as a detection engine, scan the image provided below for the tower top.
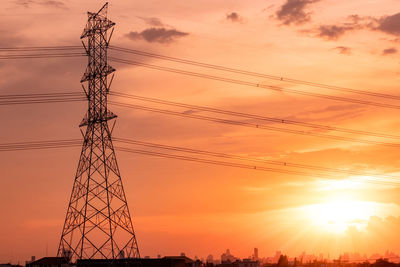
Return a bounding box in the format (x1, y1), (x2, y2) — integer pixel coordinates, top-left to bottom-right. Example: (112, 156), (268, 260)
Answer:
(81, 2), (115, 39)
(93, 2), (109, 18)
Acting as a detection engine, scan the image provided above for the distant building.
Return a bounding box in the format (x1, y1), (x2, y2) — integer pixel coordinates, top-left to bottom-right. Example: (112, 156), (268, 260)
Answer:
(253, 249), (259, 261)
(219, 259), (258, 267)
(25, 257), (68, 267)
(274, 251), (282, 264)
(77, 256), (197, 267)
(207, 255), (214, 263)
(25, 256), (36, 266)
(221, 250), (237, 263)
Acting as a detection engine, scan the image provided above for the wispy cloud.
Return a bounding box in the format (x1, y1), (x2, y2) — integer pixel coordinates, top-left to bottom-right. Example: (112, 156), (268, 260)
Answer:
(334, 46), (352, 55)
(309, 13), (400, 42)
(14, 0), (67, 9)
(126, 27), (189, 44)
(14, 0), (34, 7)
(137, 16), (164, 27)
(317, 25), (355, 40)
(382, 47), (398, 55)
(182, 109), (200, 115)
(312, 15), (366, 41)
(40, 0), (66, 9)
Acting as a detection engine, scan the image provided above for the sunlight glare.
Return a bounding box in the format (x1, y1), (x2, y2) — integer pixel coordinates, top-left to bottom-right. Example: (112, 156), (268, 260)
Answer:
(304, 178), (379, 234)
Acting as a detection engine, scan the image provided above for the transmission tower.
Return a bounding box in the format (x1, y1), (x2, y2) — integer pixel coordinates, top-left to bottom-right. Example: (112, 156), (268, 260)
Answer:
(57, 3), (140, 261)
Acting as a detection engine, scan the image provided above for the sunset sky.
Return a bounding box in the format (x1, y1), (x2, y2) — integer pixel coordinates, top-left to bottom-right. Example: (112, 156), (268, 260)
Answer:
(1, 0), (400, 264)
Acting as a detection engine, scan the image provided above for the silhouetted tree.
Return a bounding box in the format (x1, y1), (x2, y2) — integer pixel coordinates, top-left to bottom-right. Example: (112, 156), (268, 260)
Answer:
(374, 259), (395, 267)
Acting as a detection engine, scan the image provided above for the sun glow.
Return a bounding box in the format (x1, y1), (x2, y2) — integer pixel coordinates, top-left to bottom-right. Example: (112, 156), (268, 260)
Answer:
(305, 199), (377, 233)
(303, 178), (379, 234)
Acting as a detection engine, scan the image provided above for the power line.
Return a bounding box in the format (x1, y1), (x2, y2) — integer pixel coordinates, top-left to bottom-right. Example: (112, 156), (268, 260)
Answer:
(4, 45), (400, 102)
(1, 138), (398, 185)
(115, 146), (338, 178)
(0, 92), (85, 105)
(0, 46), (84, 60)
(2, 46), (400, 110)
(111, 91), (400, 140)
(0, 92), (82, 98)
(2, 92), (400, 146)
(0, 53), (85, 60)
(110, 100), (400, 148)
(116, 147), (400, 186)
(110, 45), (400, 101)
(114, 137), (400, 182)
(3, 91), (400, 141)
(0, 139), (81, 151)
(0, 46), (81, 51)
(109, 57), (400, 110)
(0, 98), (85, 105)
(0, 139), (327, 178)
(0, 135), (397, 182)
(1, 48), (400, 109)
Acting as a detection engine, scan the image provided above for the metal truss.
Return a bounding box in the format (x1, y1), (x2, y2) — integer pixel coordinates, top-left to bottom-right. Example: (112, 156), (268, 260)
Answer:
(57, 3), (140, 262)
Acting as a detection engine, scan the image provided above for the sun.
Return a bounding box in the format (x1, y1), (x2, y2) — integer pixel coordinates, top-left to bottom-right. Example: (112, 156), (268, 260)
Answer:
(304, 199), (376, 233)
(303, 179), (379, 234)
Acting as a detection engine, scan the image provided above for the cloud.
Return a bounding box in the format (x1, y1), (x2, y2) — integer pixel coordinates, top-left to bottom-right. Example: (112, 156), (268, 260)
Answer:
(334, 46), (352, 55)
(377, 13), (400, 36)
(382, 47), (398, 55)
(317, 25), (354, 40)
(344, 216), (400, 254)
(226, 12), (243, 23)
(310, 15), (369, 41)
(14, 0), (66, 8)
(39, 0), (66, 8)
(310, 13), (400, 41)
(276, 0), (320, 25)
(138, 17), (164, 27)
(14, 0), (34, 7)
(182, 110), (200, 115)
(290, 104), (365, 125)
(125, 27), (189, 44)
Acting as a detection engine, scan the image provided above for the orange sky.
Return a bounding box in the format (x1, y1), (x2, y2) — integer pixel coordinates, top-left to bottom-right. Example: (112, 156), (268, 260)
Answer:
(1, 0), (400, 264)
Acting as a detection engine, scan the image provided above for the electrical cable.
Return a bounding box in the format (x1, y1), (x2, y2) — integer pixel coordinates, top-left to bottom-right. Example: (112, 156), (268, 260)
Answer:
(109, 100), (400, 148)
(110, 45), (400, 101)
(109, 57), (400, 110)
(111, 91), (400, 140)
(1, 138), (399, 185)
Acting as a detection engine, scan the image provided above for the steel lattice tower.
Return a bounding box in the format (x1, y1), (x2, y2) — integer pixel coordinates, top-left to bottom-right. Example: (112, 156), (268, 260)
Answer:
(57, 3), (140, 261)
